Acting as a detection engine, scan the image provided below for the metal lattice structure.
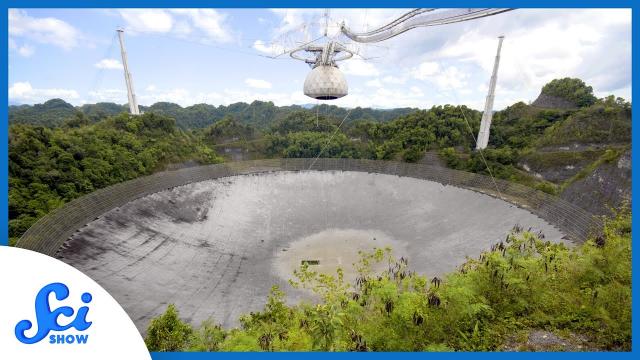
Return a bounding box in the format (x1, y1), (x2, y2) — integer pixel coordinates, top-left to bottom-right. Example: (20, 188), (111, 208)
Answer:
(16, 159), (601, 257)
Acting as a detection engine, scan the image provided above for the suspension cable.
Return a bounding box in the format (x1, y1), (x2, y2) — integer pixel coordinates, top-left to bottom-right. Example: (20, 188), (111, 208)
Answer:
(308, 106), (353, 170)
(456, 101), (504, 200)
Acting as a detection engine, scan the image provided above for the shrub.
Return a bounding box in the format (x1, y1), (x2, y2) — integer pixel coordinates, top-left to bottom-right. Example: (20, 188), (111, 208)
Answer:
(146, 209), (631, 351)
(145, 304), (193, 351)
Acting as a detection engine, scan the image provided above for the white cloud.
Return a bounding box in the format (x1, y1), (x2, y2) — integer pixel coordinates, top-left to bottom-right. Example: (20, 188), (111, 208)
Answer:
(172, 21), (192, 36)
(340, 59), (379, 77)
(268, 9), (318, 36)
(9, 9), (80, 50)
(412, 61), (440, 80)
(245, 78), (272, 89)
(410, 86), (424, 97)
(89, 87), (194, 106)
(139, 88), (191, 104)
(382, 75), (406, 85)
(365, 79), (382, 87)
(433, 66), (470, 90)
(18, 44), (35, 57)
(118, 9), (174, 33)
(9, 82), (79, 103)
(268, 9), (408, 38)
(253, 40), (286, 56)
(430, 8), (631, 105)
(118, 9), (232, 43)
(170, 9), (232, 43)
(412, 62), (469, 90)
(87, 88), (127, 103)
(94, 58), (123, 70)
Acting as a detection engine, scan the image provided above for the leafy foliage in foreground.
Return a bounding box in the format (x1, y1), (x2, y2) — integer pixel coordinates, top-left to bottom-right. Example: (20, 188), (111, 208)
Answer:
(8, 112), (222, 245)
(146, 211), (631, 351)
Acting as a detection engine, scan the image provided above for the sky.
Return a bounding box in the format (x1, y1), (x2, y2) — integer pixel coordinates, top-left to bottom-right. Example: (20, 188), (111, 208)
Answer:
(7, 8), (632, 110)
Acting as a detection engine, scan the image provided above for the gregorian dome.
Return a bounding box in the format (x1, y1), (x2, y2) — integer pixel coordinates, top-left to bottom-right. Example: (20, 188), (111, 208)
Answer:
(303, 65), (348, 100)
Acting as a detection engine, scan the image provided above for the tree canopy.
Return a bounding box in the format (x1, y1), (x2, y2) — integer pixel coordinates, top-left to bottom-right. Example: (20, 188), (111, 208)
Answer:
(8, 112), (222, 245)
(540, 78), (598, 108)
(10, 99), (418, 129)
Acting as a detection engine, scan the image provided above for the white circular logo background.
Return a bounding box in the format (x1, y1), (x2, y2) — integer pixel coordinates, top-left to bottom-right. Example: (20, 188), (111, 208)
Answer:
(0, 246), (151, 359)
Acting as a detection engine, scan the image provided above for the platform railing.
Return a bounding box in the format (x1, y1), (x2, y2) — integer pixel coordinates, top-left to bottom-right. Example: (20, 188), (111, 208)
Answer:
(16, 158), (602, 256)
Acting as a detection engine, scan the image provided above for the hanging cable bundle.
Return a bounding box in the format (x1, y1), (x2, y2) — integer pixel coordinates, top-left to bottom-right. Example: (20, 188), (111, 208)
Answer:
(340, 8), (513, 43)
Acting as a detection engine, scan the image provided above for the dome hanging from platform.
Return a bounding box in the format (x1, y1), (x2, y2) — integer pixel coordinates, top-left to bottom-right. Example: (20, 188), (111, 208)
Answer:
(303, 65), (348, 100)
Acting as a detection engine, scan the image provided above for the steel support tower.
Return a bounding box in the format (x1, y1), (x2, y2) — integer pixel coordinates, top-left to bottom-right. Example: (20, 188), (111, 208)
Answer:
(476, 36), (504, 150)
(117, 28), (140, 115)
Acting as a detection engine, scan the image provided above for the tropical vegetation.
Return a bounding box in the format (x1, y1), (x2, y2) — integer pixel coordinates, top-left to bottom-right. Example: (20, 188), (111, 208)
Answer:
(145, 210), (631, 351)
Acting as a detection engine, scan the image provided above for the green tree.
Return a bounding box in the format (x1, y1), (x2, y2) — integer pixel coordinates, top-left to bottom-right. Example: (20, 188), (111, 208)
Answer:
(9, 112), (223, 243)
(541, 78), (597, 108)
(145, 304), (193, 351)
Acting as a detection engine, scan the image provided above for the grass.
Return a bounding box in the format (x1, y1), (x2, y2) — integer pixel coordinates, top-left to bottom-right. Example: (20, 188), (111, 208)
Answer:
(558, 148), (626, 192)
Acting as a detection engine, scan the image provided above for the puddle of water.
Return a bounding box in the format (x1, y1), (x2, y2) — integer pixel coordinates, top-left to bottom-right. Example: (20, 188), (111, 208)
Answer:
(274, 228), (408, 285)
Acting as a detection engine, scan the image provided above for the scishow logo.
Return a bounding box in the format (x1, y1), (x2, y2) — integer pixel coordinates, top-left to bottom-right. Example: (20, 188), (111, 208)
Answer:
(15, 282), (93, 345)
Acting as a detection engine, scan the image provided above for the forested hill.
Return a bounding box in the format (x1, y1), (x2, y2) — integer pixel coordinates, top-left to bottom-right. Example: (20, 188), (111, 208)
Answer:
(9, 99), (417, 129)
(9, 112), (222, 245)
(8, 78), (632, 244)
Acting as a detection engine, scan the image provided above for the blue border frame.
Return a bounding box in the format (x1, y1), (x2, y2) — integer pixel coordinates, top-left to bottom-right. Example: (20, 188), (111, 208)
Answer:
(2, 2), (637, 358)
(0, 1), (637, 8)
